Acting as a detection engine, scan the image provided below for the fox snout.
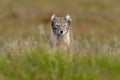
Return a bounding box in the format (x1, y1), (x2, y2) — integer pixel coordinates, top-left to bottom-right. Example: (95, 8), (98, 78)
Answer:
(58, 28), (67, 35)
(53, 27), (67, 36)
(60, 31), (63, 34)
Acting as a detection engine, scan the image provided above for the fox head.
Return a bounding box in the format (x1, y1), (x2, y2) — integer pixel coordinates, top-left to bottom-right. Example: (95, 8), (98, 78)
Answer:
(50, 14), (72, 36)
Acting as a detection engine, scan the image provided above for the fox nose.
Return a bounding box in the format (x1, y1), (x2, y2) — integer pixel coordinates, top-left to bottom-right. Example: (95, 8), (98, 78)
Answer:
(60, 31), (63, 34)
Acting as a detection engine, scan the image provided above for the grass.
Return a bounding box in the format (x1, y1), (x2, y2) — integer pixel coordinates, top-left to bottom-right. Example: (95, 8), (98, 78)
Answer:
(0, 46), (120, 80)
(0, 0), (120, 80)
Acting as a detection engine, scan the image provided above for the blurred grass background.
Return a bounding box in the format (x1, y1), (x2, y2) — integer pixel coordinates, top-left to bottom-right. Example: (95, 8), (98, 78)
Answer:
(0, 0), (120, 80)
(0, 0), (120, 38)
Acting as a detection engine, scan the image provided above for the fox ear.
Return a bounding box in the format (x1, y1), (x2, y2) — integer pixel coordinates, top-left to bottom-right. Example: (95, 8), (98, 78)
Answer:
(65, 14), (72, 22)
(51, 14), (56, 21)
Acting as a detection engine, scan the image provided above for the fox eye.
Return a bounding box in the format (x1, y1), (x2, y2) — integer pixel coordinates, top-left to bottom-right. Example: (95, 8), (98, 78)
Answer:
(55, 23), (60, 27)
(55, 24), (60, 27)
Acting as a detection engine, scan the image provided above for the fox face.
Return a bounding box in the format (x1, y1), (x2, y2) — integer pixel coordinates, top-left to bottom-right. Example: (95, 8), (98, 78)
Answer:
(51, 14), (72, 36)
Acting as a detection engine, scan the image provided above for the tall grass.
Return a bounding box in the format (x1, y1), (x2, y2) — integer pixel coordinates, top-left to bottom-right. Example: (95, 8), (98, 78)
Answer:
(0, 42), (120, 80)
(0, 31), (120, 80)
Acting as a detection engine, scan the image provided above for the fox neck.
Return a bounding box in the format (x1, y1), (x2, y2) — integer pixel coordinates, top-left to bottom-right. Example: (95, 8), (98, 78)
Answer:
(57, 31), (70, 42)
(50, 30), (70, 47)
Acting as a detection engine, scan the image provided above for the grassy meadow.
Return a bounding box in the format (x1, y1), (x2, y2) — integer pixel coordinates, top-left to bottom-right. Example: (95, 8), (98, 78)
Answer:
(0, 0), (120, 80)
